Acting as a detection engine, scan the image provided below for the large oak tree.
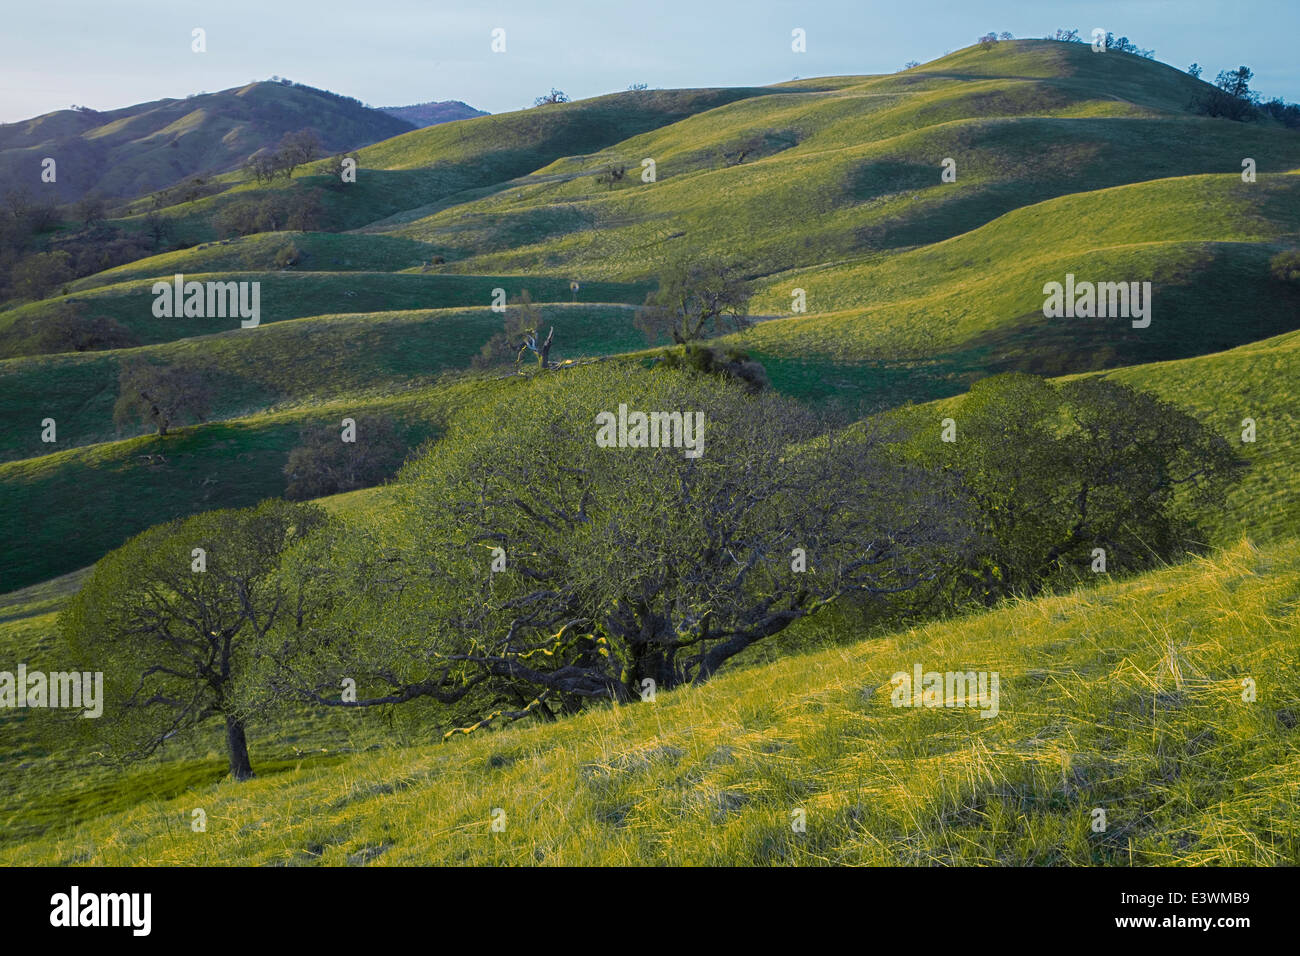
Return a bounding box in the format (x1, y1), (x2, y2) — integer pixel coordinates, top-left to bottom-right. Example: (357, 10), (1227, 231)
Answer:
(272, 365), (973, 730)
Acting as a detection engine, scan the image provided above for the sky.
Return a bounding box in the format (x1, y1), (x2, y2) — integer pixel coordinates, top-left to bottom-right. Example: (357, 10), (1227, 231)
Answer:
(1, 0), (1297, 122)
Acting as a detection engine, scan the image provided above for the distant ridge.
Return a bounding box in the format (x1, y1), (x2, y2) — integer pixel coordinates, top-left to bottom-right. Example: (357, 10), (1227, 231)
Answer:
(380, 100), (489, 127)
(0, 80), (415, 202)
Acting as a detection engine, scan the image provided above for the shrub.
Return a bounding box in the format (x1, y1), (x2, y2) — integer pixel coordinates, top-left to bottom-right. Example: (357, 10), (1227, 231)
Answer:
(284, 415), (407, 500)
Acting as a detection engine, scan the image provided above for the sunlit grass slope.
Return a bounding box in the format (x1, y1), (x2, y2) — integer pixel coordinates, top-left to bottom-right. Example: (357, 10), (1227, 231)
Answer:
(723, 172), (1300, 408)
(4, 536), (1295, 865)
(134, 86), (779, 242)
(381, 41), (1300, 279)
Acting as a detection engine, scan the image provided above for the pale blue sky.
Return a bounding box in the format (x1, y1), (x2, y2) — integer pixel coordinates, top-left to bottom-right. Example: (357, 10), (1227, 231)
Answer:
(1, 0), (1297, 122)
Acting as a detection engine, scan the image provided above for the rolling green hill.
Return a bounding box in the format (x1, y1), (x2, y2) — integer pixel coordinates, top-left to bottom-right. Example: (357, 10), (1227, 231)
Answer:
(0, 377), (506, 589)
(729, 172), (1300, 407)
(1, 268), (646, 357)
(126, 85), (781, 243)
(375, 41), (1300, 280)
(3, 39), (1298, 588)
(0, 302), (641, 461)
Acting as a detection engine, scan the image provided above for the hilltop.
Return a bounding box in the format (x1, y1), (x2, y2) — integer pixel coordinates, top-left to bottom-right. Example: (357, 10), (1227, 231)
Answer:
(380, 100), (489, 127)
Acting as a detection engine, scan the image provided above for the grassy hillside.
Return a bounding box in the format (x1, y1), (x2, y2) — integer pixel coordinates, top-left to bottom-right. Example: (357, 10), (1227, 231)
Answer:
(379, 41), (1300, 279)
(0, 377), (511, 589)
(3, 536), (1294, 864)
(133, 86), (779, 242)
(1101, 332), (1300, 545)
(724, 172), (1300, 409)
(0, 302), (640, 460)
(0, 269), (646, 357)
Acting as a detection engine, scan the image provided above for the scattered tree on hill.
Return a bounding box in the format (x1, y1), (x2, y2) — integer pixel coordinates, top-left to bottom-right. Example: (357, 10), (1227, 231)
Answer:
(1, 307), (138, 357)
(58, 500), (330, 780)
(244, 150), (278, 184)
(179, 176), (207, 204)
(12, 250), (73, 299)
(635, 256), (753, 344)
(1193, 65), (1260, 120)
(212, 191), (322, 238)
(1215, 66), (1259, 101)
(904, 373), (1245, 604)
(473, 290), (563, 371)
(1101, 32), (1155, 57)
(243, 130), (324, 182)
(113, 361), (212, 436)
(273, 241), (300, 268)
(594, 163), (626, 189)
(273, 129), (323, 178)
(533, 88), (570, 106)
(141, 211), (170, 249)
(74, 194), (107, 228)
(315, 152), (358, 185)
(284, 416), (408, 500)
(1271, 249), (1300, 284)
(1187, 63), (1203, 78)
(1051, 28), (1082, 42)
(25, 202), (59, 235)
(1260, 97), (1300, 129)
(978, 32), (999, 49)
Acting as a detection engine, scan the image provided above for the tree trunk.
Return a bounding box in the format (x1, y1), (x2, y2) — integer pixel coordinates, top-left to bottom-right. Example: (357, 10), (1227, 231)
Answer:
(225, 715), (255, 781)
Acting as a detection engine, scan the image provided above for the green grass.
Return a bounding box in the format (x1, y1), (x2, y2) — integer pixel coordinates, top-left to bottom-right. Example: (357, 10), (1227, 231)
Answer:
(0, 302), (642, 460)
(66, 232), (443, 290)
(1099, 331), (1300, 545)
(134, 86), (780, 243)
(0, 377), (514, 589)
(378, 44), (1300, 280)
(0, 595), (395, 850)
(3, 536), (1295, 865)
(0, 271), (648, 356)
(717, 172), (1300, 410)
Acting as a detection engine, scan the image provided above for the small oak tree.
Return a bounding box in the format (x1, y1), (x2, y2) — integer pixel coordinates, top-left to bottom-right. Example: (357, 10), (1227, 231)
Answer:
(59, 500), (330, 780)
(634, 256), (753, 344)
(113, 361), (212, 436)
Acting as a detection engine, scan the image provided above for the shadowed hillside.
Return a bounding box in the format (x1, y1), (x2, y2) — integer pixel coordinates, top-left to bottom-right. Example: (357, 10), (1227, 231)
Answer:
(0, 80), (414, 202)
